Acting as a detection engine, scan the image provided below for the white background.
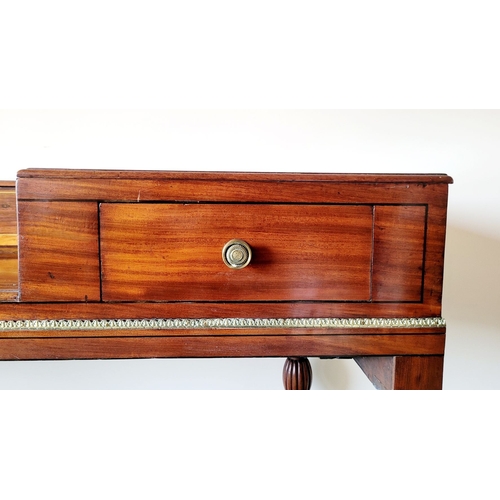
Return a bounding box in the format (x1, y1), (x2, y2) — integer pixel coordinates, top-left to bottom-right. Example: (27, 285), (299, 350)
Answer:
(1, 2), (499, 498)
(1, 109), (499, 390)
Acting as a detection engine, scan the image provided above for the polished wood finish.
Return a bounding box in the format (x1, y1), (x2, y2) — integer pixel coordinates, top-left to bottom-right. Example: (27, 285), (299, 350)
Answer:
(0, 334), (444, 360)
(283, 357), (312, 390)
(0, 182), (17, 232)
(0, 170), (452, 389)
(17, 169), (452, 204)
(372, 205), (426, 302)
(0, 300), (448, 322)
(0, 246), (17, 302)
(354, 355), (444, 390)
(15, 170), (451, 312)
(100, 203), (373, 302)
(17, 169), (454, 183)
(0, 183), (18, 301)
(17, 201), (100, 302)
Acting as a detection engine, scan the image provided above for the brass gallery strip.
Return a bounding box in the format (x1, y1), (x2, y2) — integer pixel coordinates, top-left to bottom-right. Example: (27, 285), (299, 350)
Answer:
(0, 317), (446, 331)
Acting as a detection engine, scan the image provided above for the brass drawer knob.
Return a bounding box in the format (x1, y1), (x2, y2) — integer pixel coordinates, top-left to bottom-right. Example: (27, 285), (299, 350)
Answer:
(222, 239), (252, 269)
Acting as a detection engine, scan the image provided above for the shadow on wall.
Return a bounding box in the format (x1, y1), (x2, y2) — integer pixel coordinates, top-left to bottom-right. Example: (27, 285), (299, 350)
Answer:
(442, 226), (500, 389)
(313, 225), (500, 390)
(313, 358), (374, 390)
(444, 225), (500, 329)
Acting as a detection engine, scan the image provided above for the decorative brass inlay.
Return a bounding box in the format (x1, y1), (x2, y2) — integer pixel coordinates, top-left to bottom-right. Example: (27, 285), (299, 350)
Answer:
(0, 317), (446, 331)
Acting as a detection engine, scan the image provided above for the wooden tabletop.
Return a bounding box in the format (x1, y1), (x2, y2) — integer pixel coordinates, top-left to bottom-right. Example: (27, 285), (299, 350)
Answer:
(16, 169), (454, 184)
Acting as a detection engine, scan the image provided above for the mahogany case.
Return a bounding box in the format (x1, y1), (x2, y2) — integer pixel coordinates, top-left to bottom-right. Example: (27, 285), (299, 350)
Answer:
(0, 170), (453, 389)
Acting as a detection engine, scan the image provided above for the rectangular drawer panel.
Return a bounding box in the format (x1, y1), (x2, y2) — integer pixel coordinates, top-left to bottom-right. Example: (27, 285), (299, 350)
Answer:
(372, 205), (426, 302)
(100, 204), (373, 302)
(18, 201), (101, 302)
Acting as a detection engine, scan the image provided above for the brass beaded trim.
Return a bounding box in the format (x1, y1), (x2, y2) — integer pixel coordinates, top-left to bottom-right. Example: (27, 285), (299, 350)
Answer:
(0, 317), (446, 331)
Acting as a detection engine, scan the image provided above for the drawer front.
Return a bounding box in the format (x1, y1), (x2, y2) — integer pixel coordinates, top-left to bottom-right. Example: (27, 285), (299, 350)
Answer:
(18, 201), (101, 302)
(100, 204), (373, 302)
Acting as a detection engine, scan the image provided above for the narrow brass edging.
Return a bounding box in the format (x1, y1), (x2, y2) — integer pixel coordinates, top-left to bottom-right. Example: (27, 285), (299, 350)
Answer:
(0, 317), (446, 331)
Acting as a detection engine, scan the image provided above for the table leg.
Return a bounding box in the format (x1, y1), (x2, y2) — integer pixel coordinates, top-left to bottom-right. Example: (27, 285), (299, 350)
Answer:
(354, 355), (444, 390)
(283, 357), (312, 390)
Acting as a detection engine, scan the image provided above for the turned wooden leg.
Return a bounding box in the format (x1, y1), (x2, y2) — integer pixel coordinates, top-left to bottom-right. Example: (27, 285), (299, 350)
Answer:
(354, 355), (444, 390)
(283, 357), (312, 390)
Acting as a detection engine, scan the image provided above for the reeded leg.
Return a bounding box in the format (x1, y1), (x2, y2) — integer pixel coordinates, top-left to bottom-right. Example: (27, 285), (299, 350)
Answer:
(283, 357), (312, 390)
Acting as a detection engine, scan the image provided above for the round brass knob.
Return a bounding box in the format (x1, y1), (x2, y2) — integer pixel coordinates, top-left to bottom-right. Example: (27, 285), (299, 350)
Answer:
(222, 239), (252, 269)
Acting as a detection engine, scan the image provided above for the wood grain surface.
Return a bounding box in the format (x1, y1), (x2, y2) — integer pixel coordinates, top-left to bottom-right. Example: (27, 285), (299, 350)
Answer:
(0, 184), (18, 300)
(0, 333), (445, 360)
(17, 169), (454, 183)
(17, 201), (100, 302)
(0, 184), (17, 233)
(17, 180), (451, 205)
(355, 355), (444, 389)
(0, 170), (452, 389)
(372, 205), (426, 301)
(0, 301), (447, 322)
(100, 203), (373, 302)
